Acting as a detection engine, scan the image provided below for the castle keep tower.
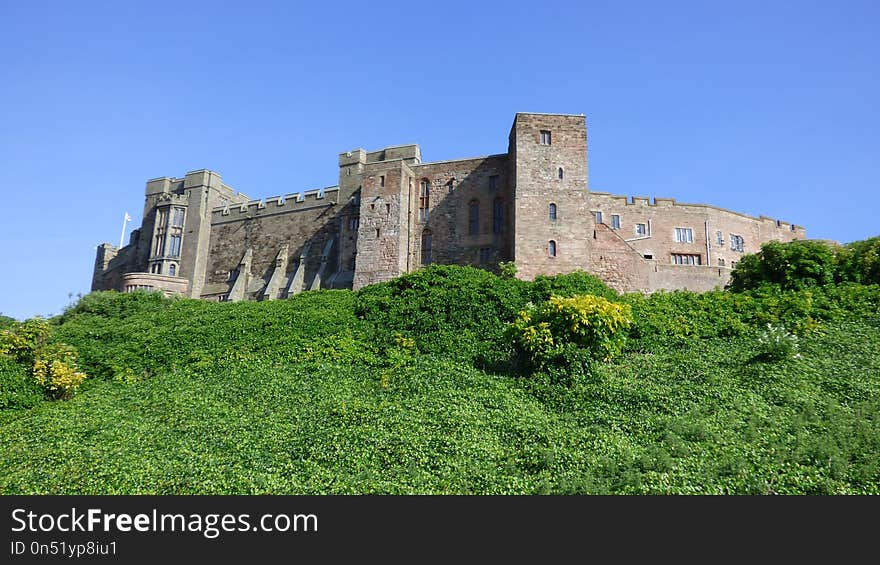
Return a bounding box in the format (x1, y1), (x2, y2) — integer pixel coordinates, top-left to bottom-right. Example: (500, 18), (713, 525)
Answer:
(510, 113), (591, 279)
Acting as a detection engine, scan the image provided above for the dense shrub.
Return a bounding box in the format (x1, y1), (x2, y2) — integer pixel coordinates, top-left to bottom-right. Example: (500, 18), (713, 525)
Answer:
(507, 294), (632, 375)
(58, 289), (175, 322)
(0, 315), (15, 330)
(836, 236), (880, 285)
(529, 270), (619, 302)
(756, 323), (800, 361)
(0, 356), (43, 410)
(355, 265), (529, 361)
(728, 240), (837, 292)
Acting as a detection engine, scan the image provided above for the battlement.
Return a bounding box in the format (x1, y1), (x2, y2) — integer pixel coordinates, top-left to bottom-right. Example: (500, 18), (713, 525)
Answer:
(146, 169), (248, 201)
(212, 186), (339, 217)
(340, 144), (421, 167)
(590, 192), (804, 233)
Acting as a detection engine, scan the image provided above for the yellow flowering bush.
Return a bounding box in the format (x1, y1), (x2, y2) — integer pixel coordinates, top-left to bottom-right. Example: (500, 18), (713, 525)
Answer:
(507, 294), (632, 372)
(32, 343), (87, 400)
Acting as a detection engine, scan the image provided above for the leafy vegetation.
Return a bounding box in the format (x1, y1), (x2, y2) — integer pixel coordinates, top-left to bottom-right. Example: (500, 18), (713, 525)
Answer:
(1, 238), (879, 494)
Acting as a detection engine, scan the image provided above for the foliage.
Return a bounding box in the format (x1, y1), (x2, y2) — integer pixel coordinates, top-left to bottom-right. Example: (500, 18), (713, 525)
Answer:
(1, 264), (879, 494)
(529, 270), (620, 302)
(0, 356), (43, 410)
(498, 261), (518, 279)
(0, 317), (51, 365)
(756, 323), (800, 362)
(355, 265), (530, 363)
(728, 240), (837, 292)
(836, 236), (880, 285)
(507, 294), (632, 374)
(0, 315), (15, 330)
(32, 343), (87, 400)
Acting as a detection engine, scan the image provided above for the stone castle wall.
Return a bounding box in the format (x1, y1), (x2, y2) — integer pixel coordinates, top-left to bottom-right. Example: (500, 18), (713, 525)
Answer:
(91, 112), (807, 299)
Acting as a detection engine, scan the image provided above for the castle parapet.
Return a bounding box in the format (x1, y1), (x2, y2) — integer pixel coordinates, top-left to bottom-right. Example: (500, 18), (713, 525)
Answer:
(213, 186), (339, 217)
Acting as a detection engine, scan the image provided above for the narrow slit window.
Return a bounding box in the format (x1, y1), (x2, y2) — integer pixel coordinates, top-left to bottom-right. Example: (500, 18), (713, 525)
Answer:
(549, 203), (557, 221)
(548, 240), (557, 257)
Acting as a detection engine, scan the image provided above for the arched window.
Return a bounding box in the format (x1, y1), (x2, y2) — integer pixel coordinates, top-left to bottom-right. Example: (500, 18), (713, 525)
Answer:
(421, 229), (433, 265)
(493, 197), (504, 234)
(419, 179), (430, 222)
(468, 200), (480, 235)
(558, 167), (564, 180)
(548, 240), (557, 257)
(169, 264), (177, 276)
(549, 203), (557, 221)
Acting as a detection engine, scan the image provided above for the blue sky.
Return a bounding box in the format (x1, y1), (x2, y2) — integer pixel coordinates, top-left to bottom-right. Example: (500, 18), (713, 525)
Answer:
(1, 0), (877, 320)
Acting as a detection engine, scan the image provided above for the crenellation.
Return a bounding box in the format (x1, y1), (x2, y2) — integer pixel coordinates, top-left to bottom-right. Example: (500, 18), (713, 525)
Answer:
(92, 111), (808, 298)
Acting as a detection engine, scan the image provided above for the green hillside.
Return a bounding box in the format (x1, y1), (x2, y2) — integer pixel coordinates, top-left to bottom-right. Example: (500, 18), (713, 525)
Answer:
(2, 244), (879, 494)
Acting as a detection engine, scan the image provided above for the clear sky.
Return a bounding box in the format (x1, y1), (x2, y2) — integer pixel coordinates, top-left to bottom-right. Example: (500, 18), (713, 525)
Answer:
(1, 0), (877, 320)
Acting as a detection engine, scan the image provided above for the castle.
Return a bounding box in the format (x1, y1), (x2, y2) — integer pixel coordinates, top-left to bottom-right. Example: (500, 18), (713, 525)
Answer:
(91, 112), (805, 300)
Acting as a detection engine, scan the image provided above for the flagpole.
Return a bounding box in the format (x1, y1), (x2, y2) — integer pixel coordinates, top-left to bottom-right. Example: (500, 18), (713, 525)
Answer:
(119, 213), (131, 248)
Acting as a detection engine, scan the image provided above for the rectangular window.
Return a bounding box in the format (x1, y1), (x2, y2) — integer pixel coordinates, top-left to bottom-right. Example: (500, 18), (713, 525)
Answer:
(489, 175), (499, 191)
(169, 234), (181, 258)
(479, 247), (492, 263)
(635, 223), (647, 236)
(348, 216), (360, 232)
(171, 207), (185, 227)
(540, 130), (552, 145)
(154, 235), (165, 257)
(611, 215), (621, 230)
(421, 232), (433, 265)
(672, 253), (701, 265)
(157, 209), (168, 228)
(716, 230), (724, 246)
(493, 199), (504, 234)
(674, 227), (694, 243)
(469, 201), (480, 236)
(419, 180), (430, 222)
(594, 211), (603, 224)
(730, 234), (745, 252)
(380, 175), (385, 188)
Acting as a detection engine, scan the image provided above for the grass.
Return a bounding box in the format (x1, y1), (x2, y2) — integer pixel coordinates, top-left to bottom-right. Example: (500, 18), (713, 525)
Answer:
(1, 298), (877, 494)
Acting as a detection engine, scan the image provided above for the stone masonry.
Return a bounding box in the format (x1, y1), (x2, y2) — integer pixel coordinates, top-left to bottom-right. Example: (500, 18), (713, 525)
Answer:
(91, 112), (806, 299)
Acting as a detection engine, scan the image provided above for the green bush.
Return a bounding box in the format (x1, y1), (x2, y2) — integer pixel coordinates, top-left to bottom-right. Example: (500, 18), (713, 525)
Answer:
(355, 265), (530, 362)
(756, 323), (800, 361)
(0, 356), (43, 410)
(728, 240), (837, 292)
(836, 236), (880, 285)
(507, 294), (632, 375)
(529, 270), (620, 302)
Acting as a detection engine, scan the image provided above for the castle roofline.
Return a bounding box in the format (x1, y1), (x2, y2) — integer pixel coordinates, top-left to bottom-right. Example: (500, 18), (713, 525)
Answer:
(515, 112), (586, 118)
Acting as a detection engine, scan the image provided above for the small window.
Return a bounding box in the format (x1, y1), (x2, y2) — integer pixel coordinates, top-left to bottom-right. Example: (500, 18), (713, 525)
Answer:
(468, 200), (480, 236)
(375, 228), (381, 238)
(716, 230), (724, 245)
(643, 254), (654, 260)
(489, 175), (499, 191)
(348, 216), (360, 231)
(548, 240), (557, 257)
(594, 211), (603, 224)
(674, 227), (694, 243)
(169, 264), (177, 276)
(549, 203), (557, 221)
(385, 203), (391, 214)
(635, 223), (647, 236)
(540, 130), (552, 145)
(672, 253), (701, 265)
(421, 229), (433, 265)
(380, 175), (385, 188)
(718, 258), (726, 266)
(479, 247), (492, 263)
(493, 197), (504, 234)
(611, 215), (621, 230)
(558, 167), (564, 180)
(730, 234), (745, 252)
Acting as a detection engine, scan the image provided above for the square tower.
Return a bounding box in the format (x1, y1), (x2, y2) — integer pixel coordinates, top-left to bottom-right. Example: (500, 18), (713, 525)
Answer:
(509, 113), (590, 279)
